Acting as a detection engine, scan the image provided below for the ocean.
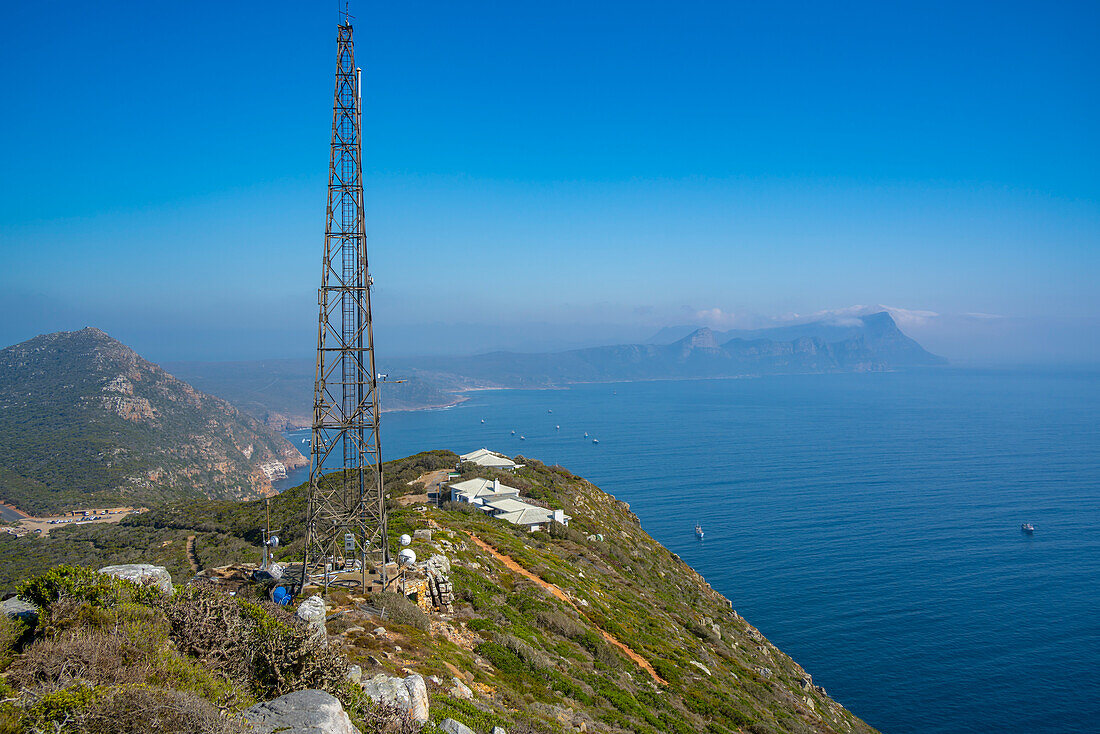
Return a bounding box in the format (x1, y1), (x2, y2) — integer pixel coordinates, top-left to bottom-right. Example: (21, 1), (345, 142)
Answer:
(281, 369), (1100, 734)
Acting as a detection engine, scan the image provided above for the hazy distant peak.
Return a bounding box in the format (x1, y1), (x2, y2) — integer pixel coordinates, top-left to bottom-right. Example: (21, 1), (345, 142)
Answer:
(675, 327), (721, 350)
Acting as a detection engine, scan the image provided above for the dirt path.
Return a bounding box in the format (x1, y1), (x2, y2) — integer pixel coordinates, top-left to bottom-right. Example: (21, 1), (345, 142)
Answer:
(469, 534), (667, 686)
(186, 535), (202, 573)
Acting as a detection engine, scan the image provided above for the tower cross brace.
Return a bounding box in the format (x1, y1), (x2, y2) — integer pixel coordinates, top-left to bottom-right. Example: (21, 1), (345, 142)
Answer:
(302, 21), (387, 593)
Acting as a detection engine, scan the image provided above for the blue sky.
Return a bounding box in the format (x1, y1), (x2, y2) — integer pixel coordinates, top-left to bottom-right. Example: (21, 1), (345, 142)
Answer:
(1, 1), (1097, 363)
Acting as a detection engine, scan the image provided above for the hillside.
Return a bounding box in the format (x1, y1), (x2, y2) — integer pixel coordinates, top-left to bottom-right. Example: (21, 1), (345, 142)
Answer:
(0, 452), (879, 733)
(0, 328), (306, 514)
(165, 359), (491, 430)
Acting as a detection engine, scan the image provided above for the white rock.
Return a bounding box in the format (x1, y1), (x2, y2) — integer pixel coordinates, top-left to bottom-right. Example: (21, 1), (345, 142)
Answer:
(243, 689), (361, 734)
(1, 597), (38, 625)
(362, 673), (410, 710)
(361, 672), (429, 723)
(449, 677), (473, 700)
(405, 674), (429, 724)
(426, 554), (451, 576)
(346, 665), (362, 685)
(296, 595), (328, 646)
(441, 719), (476, 734)
(689, 660), (711, 676)
(98, 564), (173, 594)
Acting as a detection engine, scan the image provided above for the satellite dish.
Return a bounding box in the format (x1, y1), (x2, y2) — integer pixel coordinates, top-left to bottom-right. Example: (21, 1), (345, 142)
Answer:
(399, 534), (412, 546)
(398, 549), (416, 567)
(267, 535), (280, 548)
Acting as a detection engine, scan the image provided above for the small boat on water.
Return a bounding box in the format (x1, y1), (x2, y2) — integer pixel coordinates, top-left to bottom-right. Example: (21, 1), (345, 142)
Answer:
(592, 438), (599, 444)
(548, 409), (553, 414)
(555, 425), (560, 430)
(511, 430), (516, 435)
(1021, 523), (1035, 534)
(584, 432), (589, 438)
(695, 523), (704, 539)
(519, 435), (526, 441)
(481, 419), (485, 424)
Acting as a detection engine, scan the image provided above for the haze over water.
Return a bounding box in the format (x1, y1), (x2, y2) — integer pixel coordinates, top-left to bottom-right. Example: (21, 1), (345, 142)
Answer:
(284, 369), (1100, 733)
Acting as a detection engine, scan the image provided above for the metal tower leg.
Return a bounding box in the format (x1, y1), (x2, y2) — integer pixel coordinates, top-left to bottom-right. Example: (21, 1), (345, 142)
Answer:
(302, 21), (387, 594)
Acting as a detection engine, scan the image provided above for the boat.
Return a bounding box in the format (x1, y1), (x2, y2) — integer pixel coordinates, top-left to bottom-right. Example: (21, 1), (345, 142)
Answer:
(511, 430), (516, 435)
(555, 425), (560, 430)
(519, 435), (526, 441)
(480, 419), (485, 424)
(592, 438), (599, 444)
(1021, 523), (1035, 534)
(695, 523), (704, 539)
(548, 409), (553, 414)
(584, 432), (588, 438)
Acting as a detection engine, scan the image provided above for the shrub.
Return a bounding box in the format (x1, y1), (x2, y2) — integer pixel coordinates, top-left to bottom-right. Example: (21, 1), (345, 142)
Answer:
(535, 610), (584, 639)
(466, 617), (494, 632)
(17, 565), (155, 616)
(25, 682), (103, 728)
(493, 633), (552, 672)
(7, 630), (153, 690)
(72, 685), (247, 734)
(367, 591), (429, 631)
(0, 614), (23, 671)
(162, 585), (348, 699)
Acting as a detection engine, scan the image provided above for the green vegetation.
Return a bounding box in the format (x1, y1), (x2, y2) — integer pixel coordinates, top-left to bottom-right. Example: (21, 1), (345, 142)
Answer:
(0, 449), (877, 733)
(0, 450), (459, 595)
(0, 565), (407, 733)
(0, 328), (303, 515)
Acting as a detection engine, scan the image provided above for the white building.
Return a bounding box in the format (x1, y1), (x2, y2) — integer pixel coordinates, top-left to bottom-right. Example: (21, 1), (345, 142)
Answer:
(449, 477), (521, 507)
(459, 448), (521, 471)
(483, 497), (571, 533)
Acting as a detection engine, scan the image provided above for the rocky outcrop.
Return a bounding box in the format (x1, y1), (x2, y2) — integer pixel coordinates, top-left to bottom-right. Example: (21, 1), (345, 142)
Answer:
(361, 672), (429, 725)
(0, 597), (38, 626)
(242, 689), (361, 734)
(296, 595), (328, 646)
(440, 719), (476, 734)
(98, 564), (173, 594)
(425, 554), (455, 612)
(448, 677), (473, 700)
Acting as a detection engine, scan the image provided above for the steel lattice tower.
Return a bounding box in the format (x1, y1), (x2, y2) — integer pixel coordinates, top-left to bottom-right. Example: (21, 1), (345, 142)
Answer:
(302, 21), (387, 592)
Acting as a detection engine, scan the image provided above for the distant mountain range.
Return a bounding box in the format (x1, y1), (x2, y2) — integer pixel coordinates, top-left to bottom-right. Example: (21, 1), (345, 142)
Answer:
(170, 311), (944, 430)
(0, 328), (306, 514)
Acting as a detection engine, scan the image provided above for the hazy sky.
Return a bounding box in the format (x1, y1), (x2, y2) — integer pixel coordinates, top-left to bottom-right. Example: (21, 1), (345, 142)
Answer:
(1, 1), (1097, 364)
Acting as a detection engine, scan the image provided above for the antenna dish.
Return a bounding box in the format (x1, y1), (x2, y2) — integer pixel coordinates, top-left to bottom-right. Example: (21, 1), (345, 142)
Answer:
(267, 535), (279, 548)
(399, 534), (412, 546)
(398, 548), (417, 567)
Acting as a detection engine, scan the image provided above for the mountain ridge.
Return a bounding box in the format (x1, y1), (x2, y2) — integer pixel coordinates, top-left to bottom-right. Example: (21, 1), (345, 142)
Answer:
(0, 327), (307, 514)
(166, 312), (944, 430)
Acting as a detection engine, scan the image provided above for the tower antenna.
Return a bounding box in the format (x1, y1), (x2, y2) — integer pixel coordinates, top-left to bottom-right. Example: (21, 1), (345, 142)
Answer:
(301, 18), (387, 594)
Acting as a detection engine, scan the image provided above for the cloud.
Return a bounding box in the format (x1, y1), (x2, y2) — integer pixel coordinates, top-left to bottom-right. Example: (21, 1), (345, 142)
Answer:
(692, 308), (753, 329)
(769, 304), (939, 328)
(877, 305), (940, 327)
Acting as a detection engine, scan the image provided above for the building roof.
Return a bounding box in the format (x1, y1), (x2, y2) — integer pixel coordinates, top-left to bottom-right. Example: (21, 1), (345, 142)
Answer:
(496, 504), (572, 528)
(449, 477), (521, 501)
(482, 497), (536, 514)
(460, 448), (518, 469)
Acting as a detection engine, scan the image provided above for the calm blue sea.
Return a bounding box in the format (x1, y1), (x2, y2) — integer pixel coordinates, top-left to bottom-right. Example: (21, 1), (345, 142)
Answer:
(281, 370), (1100, 734)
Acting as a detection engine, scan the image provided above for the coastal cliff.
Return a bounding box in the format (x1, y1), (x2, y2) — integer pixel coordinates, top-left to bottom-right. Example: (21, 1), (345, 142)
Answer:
(0, 451), (879, 733)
